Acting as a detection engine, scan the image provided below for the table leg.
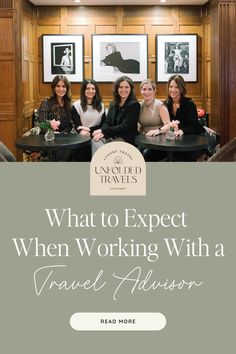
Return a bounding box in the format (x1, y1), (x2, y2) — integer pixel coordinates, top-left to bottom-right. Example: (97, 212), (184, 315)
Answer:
(167, 152), (174, 161)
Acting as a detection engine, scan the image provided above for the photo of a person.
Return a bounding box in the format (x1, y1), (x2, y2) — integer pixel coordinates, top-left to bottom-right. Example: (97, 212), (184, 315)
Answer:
(60, 47), (73, 74)
(173, 43), (184, 72)
(167, 51), (175, 73)
(164, 42), (189, 74)
(51, 43), (75, 75)
(100, 42), (140, 74)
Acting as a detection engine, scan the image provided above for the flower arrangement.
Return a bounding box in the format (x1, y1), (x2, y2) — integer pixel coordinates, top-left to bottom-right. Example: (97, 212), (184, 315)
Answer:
(39, 119), (60, 131)
(169, 120), (180, 132)
(166, 120), (180, 140)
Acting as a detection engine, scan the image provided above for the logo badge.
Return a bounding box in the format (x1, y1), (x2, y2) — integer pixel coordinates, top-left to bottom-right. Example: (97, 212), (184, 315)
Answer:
(90, 141), (146, 196)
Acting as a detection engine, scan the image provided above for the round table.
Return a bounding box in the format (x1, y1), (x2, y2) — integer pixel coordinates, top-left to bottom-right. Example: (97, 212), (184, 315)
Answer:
(135, 133), (214, 161)
(15, 133), (91, 161)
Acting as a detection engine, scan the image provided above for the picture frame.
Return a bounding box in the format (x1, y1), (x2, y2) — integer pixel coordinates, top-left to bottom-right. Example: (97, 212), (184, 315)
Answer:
(42, 34), (84, 83)
(92, 34), (148, 82)
(156, 34), (197, 82)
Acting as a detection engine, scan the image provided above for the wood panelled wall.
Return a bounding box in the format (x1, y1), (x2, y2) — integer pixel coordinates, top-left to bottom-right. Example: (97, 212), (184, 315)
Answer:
(210, 0), (236, 143)
(3, 0), (236, 157)
(0, 0), (16, 154)
(35, 5), (207, 111)
(22, 0), (37, 135)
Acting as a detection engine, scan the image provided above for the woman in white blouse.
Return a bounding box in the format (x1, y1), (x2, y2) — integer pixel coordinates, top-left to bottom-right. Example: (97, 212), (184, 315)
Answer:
(71, 79), (106, 160)
(72, 79), (105, 136)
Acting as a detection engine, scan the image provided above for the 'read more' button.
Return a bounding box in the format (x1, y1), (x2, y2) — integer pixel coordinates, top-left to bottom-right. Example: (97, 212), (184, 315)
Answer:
(70, 312), (166, 331)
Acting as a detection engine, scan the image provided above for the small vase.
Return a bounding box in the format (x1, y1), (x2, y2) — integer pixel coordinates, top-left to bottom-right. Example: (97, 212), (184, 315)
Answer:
(44, 129), (55, 141)
(166, 129), (175, 141)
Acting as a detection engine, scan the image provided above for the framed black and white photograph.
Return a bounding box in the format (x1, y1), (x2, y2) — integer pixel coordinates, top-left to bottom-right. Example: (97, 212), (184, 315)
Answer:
(42, 34), (84, 83)
(92, 34), (148, 82)
(156, 34), (197, 82)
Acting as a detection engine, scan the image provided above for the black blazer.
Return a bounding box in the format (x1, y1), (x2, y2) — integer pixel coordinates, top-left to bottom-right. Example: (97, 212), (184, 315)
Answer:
(165, 96), (205, 135)
(101, 99), (140, 145)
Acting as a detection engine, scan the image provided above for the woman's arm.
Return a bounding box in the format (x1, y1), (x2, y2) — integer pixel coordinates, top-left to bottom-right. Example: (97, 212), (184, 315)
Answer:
(159, 104), (171, 133)
(100, 53), (113, 66)
(71, 106), (82, 130)
(181, 100), (204, 135)
(37, 99), (52, 123)
(71, 106), (90, 134)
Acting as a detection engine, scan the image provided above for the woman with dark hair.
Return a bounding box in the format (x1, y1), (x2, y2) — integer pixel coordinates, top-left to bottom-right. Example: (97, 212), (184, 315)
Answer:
(37, 75), (73, 160)
(38, 75), (73, 133)
(71, 79), (106, 161)
(164, 74), (205, 161)
(164, 74), (204, 136)
(72, 79), (105, 137)
(92, 75), (140, 153)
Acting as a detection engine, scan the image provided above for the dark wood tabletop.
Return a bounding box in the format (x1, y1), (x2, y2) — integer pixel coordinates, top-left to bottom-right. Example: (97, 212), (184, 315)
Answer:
(135, 133), (214, 152)
(135, 133), (215, 161)
(15, 132), (91, 152)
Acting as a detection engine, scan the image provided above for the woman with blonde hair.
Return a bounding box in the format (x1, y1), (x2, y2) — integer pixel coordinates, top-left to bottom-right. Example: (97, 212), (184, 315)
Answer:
(138, 78), (170, 161)
(139, 78), (170, 136)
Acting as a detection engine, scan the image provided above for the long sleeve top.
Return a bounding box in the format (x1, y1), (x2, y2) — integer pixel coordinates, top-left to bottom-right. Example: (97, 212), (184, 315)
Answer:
(101, 99), (140, 145)
(38, 97), (73, 133)
(164, 96), (205, 135)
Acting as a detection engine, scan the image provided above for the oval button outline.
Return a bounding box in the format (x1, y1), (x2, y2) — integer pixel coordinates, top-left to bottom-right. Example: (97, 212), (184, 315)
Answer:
(70, 312), (166, 331)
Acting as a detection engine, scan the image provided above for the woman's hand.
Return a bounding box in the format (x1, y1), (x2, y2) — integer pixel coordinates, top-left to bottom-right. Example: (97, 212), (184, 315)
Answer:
(174, 129), (184, 137)
(93, 132), (104, 142)
(92, 129), (102, 136)
(79, 130), (90, 137)
(77, 126), (90, 133)
(145, 129), (160, 137)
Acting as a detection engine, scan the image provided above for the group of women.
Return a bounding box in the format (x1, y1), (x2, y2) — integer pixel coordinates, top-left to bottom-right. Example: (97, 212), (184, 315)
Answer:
(37, 73), (204, 161)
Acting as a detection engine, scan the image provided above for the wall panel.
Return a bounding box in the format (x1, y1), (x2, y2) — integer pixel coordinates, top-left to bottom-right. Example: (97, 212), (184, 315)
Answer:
(94, 26), (117, 33)
(22, 0), (37, 138)
(123, 26), (146, 33)
(0, 18), (13, 51)
(0, 3), (16, 154)
(209, 0), (236, 143)
(35, 4), (207, 112)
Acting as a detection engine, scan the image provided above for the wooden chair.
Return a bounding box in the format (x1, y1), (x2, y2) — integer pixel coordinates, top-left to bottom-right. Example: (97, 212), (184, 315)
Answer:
(208, 137), (236, 162)
(0, 141), (16, 162)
